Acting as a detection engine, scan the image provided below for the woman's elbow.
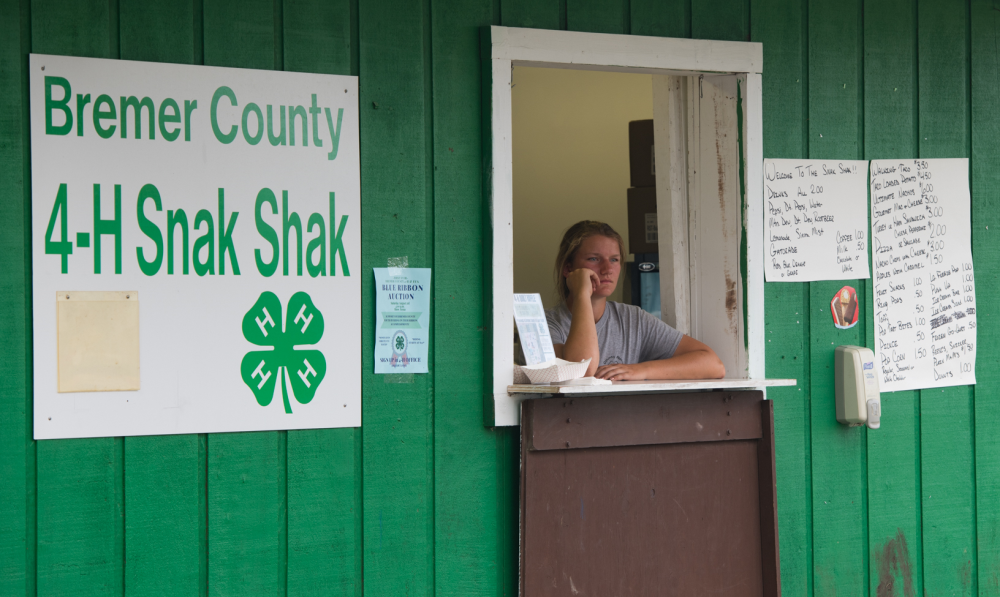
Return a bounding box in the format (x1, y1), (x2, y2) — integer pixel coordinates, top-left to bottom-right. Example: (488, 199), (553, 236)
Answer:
(711, 359), (726, 379)
(706, 351), (726, 379)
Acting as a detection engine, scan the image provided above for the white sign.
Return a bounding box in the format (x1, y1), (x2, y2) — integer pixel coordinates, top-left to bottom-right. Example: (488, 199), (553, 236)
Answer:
(374, 268), (431, 373)
(513, 293), (555, 365)
(870, 159), (976, 392)
(30, 54), (361, 439)
(764, 159), (870, 282)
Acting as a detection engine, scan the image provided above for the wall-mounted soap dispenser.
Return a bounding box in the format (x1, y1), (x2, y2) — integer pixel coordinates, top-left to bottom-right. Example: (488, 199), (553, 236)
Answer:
(835, 345), (881, 429)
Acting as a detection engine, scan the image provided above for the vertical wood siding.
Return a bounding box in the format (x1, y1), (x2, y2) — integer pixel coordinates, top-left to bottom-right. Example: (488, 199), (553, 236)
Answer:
(1, 0), (999, 595)
(863, 2), (923, 596)
(972, 3), (1000, 596)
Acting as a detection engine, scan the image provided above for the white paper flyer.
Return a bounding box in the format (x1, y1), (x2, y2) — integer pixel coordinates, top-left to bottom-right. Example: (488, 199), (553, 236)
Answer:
(374, 268), (431, 373)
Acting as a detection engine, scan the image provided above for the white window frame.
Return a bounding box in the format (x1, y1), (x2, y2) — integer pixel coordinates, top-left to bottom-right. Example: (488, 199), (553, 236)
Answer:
(484, 26), (764, 427)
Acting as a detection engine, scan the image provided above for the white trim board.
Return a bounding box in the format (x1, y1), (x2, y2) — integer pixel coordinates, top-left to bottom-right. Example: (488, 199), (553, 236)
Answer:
(652, 74), (691, 335)
(509, 378), (796, 396)
(491, 27), (762, 74)
(485, 26), (766, 426)
(743, 73), (766, 383)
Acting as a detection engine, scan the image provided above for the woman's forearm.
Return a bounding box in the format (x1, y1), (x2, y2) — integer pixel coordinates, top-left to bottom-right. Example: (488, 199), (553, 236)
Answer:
(638, 349), (725, 380)
(562, 299), (600, 375)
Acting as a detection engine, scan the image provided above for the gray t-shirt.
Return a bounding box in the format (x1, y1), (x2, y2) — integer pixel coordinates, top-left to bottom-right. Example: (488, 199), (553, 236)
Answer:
(545, 301), (684, 366)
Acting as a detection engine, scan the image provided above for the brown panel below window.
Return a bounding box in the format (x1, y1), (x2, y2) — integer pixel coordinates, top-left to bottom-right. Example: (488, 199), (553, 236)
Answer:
(522, 441), (764, 596)
(527, 391), (763, 451)
(520, 391), (780, 597)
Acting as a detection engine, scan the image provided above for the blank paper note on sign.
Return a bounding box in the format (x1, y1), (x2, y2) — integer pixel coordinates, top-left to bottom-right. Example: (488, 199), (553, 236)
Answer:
(57, 291), (139, 392)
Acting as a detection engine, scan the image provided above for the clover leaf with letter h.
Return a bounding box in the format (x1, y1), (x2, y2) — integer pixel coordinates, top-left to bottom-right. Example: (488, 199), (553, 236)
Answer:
(240, 291), (327, 413)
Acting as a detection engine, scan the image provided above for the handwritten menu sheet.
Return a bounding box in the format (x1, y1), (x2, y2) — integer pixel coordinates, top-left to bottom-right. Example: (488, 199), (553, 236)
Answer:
(764, 160), (871, 282)
(871, 159), (977, 392)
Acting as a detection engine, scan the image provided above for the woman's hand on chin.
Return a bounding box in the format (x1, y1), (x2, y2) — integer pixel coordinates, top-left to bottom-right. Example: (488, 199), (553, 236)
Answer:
(594, 363), (647, 381)
(566, 268), (599, 299)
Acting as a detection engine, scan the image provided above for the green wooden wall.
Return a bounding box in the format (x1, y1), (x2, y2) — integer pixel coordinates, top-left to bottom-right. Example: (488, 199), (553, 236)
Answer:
(2, 0), (999, 595)
(758, 0), (999, 594)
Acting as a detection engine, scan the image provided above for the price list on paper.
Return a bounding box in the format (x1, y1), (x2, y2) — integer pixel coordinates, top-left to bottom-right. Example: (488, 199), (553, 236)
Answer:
(764, 160), (870, 282)
(871, 159), (977, 392)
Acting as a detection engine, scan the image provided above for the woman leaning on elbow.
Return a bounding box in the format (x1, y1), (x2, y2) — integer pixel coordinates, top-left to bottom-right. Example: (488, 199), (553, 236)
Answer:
(545, 220), (725, 381)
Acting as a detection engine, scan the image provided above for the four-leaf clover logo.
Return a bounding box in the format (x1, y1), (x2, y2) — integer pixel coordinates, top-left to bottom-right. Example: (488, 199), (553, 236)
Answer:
(240, 291), (326, 413)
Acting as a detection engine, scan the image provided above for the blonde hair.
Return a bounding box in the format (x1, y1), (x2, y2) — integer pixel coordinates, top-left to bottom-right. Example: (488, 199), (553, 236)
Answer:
(554, 221), (626, 301)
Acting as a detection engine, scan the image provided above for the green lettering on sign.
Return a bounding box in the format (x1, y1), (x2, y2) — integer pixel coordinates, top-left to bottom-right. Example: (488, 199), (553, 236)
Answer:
(94, 184), (122, 274)
(93, 94), (117, 139)
(45, 77), (72, 136)
(217, 190), (240, 275)
(44, 184), (73, 272)
(158, 98), (182, 141)
(324, 107), (343, 160)
(192, 209), (215, 276)
(211, 86), (238, 144)
(136, 183), (164, 275)
(120, 95), (155, 139)
(255, 188), (279, 277)
(329, 193), (350, 276)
